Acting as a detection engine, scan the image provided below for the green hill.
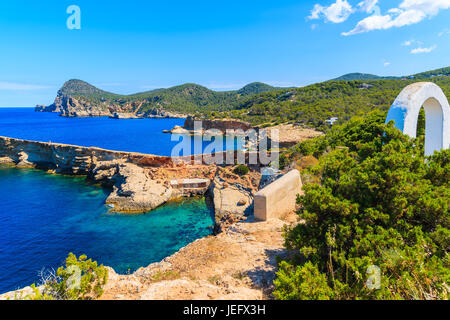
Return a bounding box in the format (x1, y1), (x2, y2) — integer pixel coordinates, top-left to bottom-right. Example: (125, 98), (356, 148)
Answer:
(43, 66), (449, 129)
(332, 73), (397, 81)
(52, 80), (281, 115)
(59, 79), (118, 98)
(237, 82), (282, 95)
(332, 66), (450, 81)
(217, 66), (450, 130)
(412, 66), (450, 78)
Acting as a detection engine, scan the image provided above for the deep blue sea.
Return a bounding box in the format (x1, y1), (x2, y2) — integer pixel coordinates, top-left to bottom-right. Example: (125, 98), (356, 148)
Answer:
(0, 108), (220, 293)
(0, 108), (241, 156)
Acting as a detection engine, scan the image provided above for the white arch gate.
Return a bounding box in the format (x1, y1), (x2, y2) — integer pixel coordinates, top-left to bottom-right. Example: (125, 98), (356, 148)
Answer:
(386, 82), (450, 156)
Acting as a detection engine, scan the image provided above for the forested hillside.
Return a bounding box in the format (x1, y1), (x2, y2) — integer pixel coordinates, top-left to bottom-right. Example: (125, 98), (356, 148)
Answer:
(216, 67), (450, 130)
(54, 80), (282, 114)
(332, 73), (398, 81)
(43, 66), (449, 130)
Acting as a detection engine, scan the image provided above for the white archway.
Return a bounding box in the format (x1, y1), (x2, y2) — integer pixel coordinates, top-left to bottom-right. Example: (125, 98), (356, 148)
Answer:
(386, 82), (450, 156)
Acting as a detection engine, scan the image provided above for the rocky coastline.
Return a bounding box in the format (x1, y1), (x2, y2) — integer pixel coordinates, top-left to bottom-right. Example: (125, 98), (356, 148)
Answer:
(0, 136), (261, 222)
(0, 136), (302, 300)
(35, 89), (322, 149)
(1, 212), (300, 300)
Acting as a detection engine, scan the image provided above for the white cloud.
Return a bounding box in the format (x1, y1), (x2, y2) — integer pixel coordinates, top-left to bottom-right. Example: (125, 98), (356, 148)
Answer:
(438, 28), (450, 36)
(400, 0), (450, 16)
(342, 14), (392, 35)
(402, 39), (423, 46)
(384, 62), (391, 66)
(309, 0), (354, 23)
(410, 45), (437, 54)
(0, 82), (52, 90)
(343, 0), (450, 36)
(358, 0), (379, 13)
(402, 40), (413, 46)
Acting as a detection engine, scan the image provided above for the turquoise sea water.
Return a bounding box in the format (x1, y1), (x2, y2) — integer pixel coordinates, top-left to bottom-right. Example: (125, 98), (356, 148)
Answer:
(0, 166), (214, 294)
(0, 108), (221, 293)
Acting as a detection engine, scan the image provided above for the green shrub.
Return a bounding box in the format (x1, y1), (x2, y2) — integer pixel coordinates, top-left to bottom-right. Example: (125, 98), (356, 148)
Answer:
(274, 261), (334, 300)
(49, 253), (108, 300)
(233, 164), (250, 176)
(8, 284), (55, 300)
(12, 253), (108, 300)
(274, 111), (450, 300)
(278, 153), (290, 170)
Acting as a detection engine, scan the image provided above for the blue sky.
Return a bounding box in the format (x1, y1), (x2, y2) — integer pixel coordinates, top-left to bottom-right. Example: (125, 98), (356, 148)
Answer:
(0, 0), (449, 106)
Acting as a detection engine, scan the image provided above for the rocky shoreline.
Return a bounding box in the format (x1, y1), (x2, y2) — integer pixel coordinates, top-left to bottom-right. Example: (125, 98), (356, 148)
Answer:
(0, 213), (300, 300)
(0, 128), (310, 300)
(0, 136), (288, 300)
(0, 136), (262, 222)
(99, 213), (300, 300)
(35, 92), (187, 119)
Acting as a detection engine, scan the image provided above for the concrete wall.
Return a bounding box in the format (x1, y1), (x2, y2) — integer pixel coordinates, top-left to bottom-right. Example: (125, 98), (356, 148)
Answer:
(386, 82), (450, 156)
(254, 169), (302, 221)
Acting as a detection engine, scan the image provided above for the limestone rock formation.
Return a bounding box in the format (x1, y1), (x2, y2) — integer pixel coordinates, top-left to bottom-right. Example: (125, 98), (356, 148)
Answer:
(36, 91), (187, 119)
(184, 116), (253, 134)
(41, 94), (112, 117)
(105, 163), (173, 213)
(143, 108), (186, 119)
(0, 136), (265, 219)
(209, 176), (254, 221)
(167, 125), (190, 135)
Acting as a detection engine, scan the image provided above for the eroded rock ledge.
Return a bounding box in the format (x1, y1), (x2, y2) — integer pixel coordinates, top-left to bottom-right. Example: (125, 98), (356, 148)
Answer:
(0, 136), (260, 219)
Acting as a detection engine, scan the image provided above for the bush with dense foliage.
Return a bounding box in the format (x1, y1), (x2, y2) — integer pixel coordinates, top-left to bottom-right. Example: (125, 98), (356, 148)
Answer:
(233, 164), (250, 176)
(51, 253), (108, 300)
(274, 111), (449, 300)
(17, 253), (108, 300)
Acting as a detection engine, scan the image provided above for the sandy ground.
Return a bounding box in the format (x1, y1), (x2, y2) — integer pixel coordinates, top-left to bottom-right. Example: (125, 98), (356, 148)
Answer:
(266, 124), (323, 147)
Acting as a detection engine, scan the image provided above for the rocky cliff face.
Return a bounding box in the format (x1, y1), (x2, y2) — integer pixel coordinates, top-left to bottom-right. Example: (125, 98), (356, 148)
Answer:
(36, 91), (186, 118)
(0, 136), (189, 213)
(142, 108), (186, 119)
(36, 91), (117, 117)
(35, 92), (116, 117)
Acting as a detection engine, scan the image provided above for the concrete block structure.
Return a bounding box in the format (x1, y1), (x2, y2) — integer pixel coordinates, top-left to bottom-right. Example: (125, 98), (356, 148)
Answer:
(386, 82), (450, 156)
(170, 178), (210, 196)
(254, 169), (302, 221)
